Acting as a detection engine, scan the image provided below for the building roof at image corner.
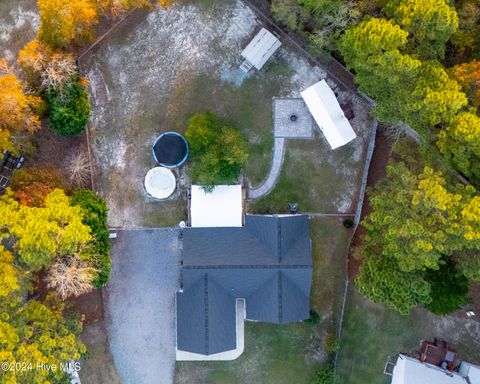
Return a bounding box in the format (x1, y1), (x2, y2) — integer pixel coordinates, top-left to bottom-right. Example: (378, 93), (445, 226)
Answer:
(176, 214), (313, 355)
(392, 355), (480, 384)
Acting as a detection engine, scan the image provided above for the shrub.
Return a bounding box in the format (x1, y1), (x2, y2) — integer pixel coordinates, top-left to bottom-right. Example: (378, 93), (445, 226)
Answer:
(71, 189), (111, 287)
(313, 367), (335, 384)
(306, 309), (320, 324)
(424, 258), (470, 315)
(186, 112), (248, 188)
(343, 218), (354, 228)
(324, 334), (340, 353)
(48, 79), (90, 136)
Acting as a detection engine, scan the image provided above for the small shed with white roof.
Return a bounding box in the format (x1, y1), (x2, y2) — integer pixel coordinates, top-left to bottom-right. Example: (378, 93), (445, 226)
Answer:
(301, 79), (357, 150)
(240, 28), (281, 73)
(190, 185), (243, 228)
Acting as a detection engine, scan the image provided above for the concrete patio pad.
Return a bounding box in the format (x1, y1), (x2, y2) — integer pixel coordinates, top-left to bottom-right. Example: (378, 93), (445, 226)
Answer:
(105, 229), (181, 384)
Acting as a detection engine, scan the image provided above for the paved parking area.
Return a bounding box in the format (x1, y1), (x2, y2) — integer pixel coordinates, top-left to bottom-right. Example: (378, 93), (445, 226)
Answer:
(105, 229), (181, 384)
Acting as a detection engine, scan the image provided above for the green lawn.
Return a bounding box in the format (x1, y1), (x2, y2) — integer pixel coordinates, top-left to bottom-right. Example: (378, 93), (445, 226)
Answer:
(336, 286), (480, 384)
(175, 217), (351, 384)
(251, 138), (364, 214)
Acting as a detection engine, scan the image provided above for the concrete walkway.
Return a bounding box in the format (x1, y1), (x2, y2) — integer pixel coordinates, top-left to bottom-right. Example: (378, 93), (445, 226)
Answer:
(249, 137), (286, 199)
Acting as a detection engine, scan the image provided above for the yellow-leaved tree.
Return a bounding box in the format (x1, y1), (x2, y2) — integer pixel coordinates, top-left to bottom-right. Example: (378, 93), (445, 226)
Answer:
(0, 247), (19, 297)
(16, 39), (53, 88)
(94, 0), (152, 17)
(38, 0), (99, 49)
(0, 189), (92, 270)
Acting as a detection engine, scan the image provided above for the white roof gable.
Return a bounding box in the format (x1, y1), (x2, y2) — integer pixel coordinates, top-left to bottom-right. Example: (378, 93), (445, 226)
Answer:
(392, 355), (468, 384)
(301, 80), (356, 149)
(190, 185), (243, 228)
(241, 28), (281, 70)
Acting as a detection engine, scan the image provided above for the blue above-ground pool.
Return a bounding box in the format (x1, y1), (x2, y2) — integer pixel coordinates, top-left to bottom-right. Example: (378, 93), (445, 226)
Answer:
(152, 132), (189, 168)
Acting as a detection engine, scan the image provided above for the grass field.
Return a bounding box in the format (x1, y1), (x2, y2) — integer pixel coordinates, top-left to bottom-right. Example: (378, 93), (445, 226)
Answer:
(175, 217), (351, 384)
(336, 286), (480, 384)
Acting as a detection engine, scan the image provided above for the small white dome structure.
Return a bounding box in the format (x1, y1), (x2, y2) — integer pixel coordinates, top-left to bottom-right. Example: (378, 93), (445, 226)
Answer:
(144, 167), (176, 199)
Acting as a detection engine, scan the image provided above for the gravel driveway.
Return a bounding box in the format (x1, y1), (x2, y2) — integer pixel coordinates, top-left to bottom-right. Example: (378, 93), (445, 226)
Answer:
(105, 229), (181, 384)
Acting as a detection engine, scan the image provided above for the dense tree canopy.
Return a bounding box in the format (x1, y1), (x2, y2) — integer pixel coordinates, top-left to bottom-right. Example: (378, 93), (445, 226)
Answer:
(356, 162), (480, 314)
(356, 253), (431, 315)
(0, 189), (91, 270)
(450, 0), (480, 62)
(71, 189), (111, 287)
(424, 258), (469, 315)
(10, 166), (65, 207)
(340, 18), (467, 132)
(0, 293), (85, 384)
(450, 60), (480, 108)
(437, 112), (480, 186)
(272, 0), (310, 31)
(0, 247), (19, 297)
(16, 39), (54, 88)
(186, 112), (248, 189)
(383, 0), (458, 60)
(38, 0), (98, 49)
(48, 79), (91, 136)
(0, 73), (42, 150)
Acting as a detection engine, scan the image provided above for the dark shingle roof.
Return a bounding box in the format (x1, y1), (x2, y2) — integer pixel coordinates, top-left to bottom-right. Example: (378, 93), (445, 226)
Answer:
(176, 214), (312, 355)
(177, 274), (236, 355)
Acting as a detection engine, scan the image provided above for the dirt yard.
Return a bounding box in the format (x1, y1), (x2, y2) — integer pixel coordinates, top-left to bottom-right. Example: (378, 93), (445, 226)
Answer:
(84, 0), (372, 227)
(0, 0), (38, 62)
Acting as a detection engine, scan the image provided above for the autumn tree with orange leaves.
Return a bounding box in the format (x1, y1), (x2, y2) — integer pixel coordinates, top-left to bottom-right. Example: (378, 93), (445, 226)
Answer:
(38, 0), (99, 49)
(0, 61), (42, 150)
(451, 60), (480, 109)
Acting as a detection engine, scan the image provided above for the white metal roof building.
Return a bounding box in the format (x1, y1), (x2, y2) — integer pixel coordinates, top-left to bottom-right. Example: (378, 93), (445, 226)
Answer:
(301, 79), (357, 150)
(190, 185), (243, 228)
(391, 355), (480, 384)
(240, 28), (281, 73)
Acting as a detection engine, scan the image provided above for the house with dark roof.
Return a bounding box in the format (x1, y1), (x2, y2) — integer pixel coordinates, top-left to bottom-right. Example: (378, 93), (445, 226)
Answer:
(176, 214), (312, 360)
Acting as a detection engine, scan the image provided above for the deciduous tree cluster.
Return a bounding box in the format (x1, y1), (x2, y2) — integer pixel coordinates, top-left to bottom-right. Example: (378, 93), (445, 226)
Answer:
(356, 162), (480, 314)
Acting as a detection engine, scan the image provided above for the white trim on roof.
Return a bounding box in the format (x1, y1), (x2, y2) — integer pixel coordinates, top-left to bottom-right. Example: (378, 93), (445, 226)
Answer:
(190, 185), (243, 228)
(301, 79), (356, 150)
(241, 28), (281, 71)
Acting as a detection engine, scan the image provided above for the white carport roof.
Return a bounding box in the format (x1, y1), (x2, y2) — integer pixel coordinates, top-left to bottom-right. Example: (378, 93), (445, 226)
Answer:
(241, 28), (281, 70)
(301, 79), (356, 150)
(392, 355), (471, 384)
(190, 185), (243, 228)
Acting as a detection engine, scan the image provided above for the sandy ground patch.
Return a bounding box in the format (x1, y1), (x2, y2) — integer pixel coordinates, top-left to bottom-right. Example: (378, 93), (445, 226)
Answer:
(0, 0), (38, 61)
